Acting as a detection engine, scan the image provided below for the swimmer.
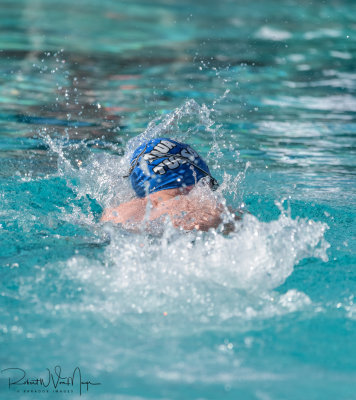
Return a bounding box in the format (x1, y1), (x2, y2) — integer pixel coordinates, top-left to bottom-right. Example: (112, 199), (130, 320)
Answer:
(101, 138), (235, 232)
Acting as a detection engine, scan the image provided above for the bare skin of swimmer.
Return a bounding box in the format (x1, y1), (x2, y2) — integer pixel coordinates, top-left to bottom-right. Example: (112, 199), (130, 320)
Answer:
(101, 186), (224, 231)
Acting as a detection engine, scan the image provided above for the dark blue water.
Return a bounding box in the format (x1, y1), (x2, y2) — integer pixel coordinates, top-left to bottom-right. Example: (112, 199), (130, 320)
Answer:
(0, 0), (355, 399)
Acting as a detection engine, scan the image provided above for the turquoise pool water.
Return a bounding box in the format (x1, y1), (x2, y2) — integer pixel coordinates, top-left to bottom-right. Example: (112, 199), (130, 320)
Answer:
(0, 0), (355, 399)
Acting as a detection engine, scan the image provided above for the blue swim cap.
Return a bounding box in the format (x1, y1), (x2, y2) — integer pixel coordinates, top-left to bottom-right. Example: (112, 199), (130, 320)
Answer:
(128, 138), (212, 198)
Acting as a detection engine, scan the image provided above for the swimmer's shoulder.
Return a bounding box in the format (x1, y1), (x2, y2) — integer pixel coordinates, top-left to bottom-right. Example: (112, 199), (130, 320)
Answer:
(101, 197), (147, 224)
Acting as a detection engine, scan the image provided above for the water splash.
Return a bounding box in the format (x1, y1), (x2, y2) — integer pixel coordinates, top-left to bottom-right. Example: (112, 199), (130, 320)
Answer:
(51, 205), (329, 334)
(125, 99), (216, 158)
(35, 100), (330, 329)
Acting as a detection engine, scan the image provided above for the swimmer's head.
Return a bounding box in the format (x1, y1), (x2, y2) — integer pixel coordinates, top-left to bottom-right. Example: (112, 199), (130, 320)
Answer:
(125, 138), (218, 198)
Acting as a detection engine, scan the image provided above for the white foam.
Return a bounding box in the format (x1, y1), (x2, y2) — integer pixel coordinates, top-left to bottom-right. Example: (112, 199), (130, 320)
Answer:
(57, 207), (328, 330)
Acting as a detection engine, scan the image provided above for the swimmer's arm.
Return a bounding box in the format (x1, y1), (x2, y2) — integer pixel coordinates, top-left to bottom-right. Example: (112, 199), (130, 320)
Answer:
(170, 202), (223, 232)
(171, 205), (246, 233)
(101, 198), (146, 224)
(171, 205), (244, 233)
(101, 207), (124, 223)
